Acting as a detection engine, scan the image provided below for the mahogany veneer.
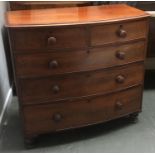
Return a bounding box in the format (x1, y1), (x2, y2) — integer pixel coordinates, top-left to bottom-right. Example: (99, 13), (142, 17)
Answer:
(15, 41), (145, 77)
(24, 86), (142, 134)
(6, 4), (149, 147)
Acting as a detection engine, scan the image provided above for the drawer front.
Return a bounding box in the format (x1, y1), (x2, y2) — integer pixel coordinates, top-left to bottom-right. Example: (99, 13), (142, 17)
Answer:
(20, 63), (144, 104)
(10, 27), (87, 52)
(23, 86), (142, 134)
(15, 41), (145, 78)
(91, 20), (147, 46)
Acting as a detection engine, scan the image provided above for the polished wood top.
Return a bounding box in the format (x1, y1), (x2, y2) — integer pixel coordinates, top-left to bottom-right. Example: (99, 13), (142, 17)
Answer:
(6, 4), (149, 27)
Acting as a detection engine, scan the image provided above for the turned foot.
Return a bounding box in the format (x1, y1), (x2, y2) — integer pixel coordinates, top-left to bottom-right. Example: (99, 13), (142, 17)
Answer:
(24, 135), (38, 149)
(129, 112), (139, 123)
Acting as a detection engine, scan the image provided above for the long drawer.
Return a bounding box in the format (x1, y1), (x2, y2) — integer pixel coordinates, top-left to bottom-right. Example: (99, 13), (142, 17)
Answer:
(23, 86), (142, 135)
(19, 62), (144, 104)
(91, 20), (147, 46)
(9, 27), (87, 52)
(15, 41), (145, 78)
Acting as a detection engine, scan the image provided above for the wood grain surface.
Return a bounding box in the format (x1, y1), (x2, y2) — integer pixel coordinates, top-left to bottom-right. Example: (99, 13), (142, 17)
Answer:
(6, 4), (149, 27)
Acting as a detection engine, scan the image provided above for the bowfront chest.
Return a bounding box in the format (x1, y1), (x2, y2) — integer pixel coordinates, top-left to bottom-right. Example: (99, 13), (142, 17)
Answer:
(6, 4), (149, 146)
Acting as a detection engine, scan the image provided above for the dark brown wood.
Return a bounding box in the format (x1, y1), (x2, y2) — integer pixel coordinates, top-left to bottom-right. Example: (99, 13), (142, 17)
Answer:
(23, 86), (142, 135)
(6, 4), (149, 146)
(19, 62), (144, 104)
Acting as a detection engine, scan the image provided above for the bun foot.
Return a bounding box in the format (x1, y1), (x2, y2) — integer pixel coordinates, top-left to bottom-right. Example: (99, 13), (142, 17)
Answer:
(129, 112), (139, 123)
(24, 135), (38, 149)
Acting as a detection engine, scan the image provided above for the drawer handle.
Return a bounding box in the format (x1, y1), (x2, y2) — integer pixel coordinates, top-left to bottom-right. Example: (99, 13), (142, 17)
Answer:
(115, 101), (124, 110)
(116, 51), (125, 60)
(52, 85), (60, 94)
(48, 37), (57, 45)
(49, 60), (58, 68)
(115, 75), (125, 83)
(117, 29), (127, 38)
(53, 113), (62, 122)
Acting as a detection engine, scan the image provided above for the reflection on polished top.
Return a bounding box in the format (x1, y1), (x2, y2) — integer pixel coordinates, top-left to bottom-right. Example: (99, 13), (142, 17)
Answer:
(6, 4), (149, 27)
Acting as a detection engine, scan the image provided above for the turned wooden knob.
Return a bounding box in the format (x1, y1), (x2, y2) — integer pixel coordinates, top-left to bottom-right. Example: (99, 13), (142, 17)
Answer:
(52, 85), (60, 93)
(115, 101), (123, 110)
(49, 60), (58, 68)
(48, 36), (57, 45)
(117, 29), (127, 38)
(53, 113), (62, 122)
(116, 51), (125, 60)
(115, 75), (125, 83)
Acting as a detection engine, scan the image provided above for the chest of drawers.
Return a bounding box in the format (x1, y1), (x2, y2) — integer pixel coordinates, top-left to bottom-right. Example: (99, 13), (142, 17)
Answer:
(6, 4), (149, 146)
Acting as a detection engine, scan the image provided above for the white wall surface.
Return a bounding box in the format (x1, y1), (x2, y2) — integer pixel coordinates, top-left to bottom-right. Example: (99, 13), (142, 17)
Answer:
(0, 1), (10, 114)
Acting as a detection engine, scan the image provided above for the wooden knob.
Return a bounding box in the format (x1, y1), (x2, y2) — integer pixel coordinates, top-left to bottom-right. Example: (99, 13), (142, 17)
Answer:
(115, 101), (123, 110)
(116, 51), (125, 60)
(48, 37), (56, 45)
(115, 75), (125, 83)
(49, 60), (58, 68)
(87, 98), (91, 103)
(53, 113), (62, 122)
(117, 29), (127, 38)
(52, 85), (60, 94)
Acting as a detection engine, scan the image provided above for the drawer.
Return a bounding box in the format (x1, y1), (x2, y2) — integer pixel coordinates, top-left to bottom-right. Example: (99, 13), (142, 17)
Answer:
(20, 62), (144, 104)
(91, 20), (147, 46)
(9, 27), (87, 52)
(15, 41), (145, 78)
(23, 86), (142, 134)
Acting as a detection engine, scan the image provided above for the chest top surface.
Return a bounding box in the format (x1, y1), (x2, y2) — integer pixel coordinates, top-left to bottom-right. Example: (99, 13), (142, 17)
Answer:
(6, 4), (149, 28)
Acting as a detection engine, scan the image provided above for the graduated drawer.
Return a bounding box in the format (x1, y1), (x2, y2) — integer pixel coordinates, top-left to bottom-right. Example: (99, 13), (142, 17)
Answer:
(15, 41), (145, 78)
(9, 27), (87, 52)
(91, 20), (147, 46)
(23, 86), (142, 135)
(19, 62), (144, 104)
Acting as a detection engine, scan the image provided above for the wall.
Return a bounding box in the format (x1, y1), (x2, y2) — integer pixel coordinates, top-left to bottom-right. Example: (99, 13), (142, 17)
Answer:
(0, 2), (10, 118)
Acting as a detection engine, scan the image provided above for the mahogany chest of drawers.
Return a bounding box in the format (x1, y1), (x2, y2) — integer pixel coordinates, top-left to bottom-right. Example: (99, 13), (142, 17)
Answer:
(6, 4), (149, 146)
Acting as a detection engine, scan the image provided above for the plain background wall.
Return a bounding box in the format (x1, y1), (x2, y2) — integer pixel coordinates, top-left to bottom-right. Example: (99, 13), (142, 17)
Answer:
(0, 1), (10, 114)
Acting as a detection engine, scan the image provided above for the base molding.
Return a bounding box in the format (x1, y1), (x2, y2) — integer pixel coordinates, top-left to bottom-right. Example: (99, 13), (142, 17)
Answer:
(0, 88), (12, 134)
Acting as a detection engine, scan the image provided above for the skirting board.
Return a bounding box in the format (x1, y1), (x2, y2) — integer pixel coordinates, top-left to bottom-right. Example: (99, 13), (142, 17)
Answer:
(0, 88), (12, 131)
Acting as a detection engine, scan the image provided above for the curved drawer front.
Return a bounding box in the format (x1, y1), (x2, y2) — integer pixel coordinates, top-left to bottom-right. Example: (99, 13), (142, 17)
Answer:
(91, 20), (147, 46)
(15, 41), (145, 78)
(20, 63), (144, 104)
(23, 86), (142, 134)
(9, 27), (87, 52)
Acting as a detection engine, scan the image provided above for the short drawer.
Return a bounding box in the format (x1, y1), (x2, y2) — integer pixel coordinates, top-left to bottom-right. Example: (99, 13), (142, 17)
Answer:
(15, 41), (145, 78)
(9, 27), (87, 52)
(91, 20), (148, 46)
(23, 86), (142, 135)
(19, 62), (144, 104)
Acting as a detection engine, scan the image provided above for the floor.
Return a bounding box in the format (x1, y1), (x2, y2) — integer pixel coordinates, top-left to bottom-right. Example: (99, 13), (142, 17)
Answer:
(0, 72), (155, 153)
